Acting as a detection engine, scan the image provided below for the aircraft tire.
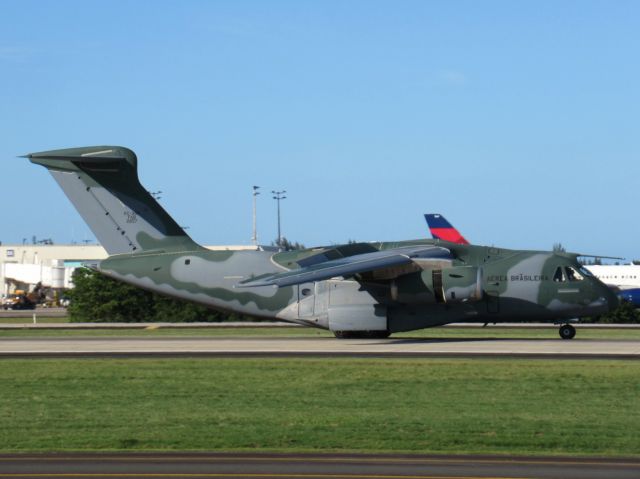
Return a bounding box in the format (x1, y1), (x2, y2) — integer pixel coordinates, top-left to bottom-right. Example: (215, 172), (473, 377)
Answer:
(333, 331), (391, 339)
(366, 330), (391, 339)
(559, 324), (576, 340)
(334, 331), (366, 339)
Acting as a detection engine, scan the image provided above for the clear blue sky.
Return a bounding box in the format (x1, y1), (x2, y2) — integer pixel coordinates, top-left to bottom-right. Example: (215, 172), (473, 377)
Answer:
(1, 1), (639, 259)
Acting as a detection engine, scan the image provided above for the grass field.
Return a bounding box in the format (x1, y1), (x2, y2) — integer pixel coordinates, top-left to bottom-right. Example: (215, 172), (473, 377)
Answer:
(0, 357), (638, 456)
(1, 325), (640, 340)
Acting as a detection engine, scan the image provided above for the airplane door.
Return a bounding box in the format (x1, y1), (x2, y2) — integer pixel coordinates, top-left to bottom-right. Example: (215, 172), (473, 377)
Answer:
(297, 281), (330, 328)
(297, 283), (314, 317)
(314, 281), (329, 317)
(486, 291), (500, 313)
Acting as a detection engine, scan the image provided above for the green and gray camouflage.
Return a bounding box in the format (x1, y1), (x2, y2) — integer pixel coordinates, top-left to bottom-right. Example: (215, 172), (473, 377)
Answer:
(26, 146), (617, 338)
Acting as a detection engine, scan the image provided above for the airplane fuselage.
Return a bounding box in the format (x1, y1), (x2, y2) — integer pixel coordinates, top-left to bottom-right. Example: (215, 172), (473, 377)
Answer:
(98, 239), (616, 334)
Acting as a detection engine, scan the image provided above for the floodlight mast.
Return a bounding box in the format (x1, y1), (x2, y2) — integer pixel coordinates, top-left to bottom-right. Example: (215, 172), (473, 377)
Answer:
(272, 190), (286, 250)
(252, 186), (260, 246)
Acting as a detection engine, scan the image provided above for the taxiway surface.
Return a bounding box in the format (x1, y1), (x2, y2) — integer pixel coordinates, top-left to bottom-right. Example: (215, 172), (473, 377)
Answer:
(0, 452), (638, 478)
(0, 336), (639, 358)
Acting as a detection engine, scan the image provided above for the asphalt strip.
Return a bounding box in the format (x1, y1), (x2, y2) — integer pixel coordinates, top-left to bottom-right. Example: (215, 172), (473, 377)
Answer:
(0, 452), (638, 479)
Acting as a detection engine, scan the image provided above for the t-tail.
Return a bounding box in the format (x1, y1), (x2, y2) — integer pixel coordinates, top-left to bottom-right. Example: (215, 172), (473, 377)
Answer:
(424, 213), (469, 245)
(24, 146), (203, 255)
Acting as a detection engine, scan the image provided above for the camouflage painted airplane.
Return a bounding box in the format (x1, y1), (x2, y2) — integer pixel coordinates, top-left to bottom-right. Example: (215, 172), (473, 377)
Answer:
(25, 146), (617, 339)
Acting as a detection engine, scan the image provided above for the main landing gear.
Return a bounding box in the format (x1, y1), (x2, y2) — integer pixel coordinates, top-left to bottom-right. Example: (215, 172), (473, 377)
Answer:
(559, 323), (576, 340)
(334, 330), (391, 339)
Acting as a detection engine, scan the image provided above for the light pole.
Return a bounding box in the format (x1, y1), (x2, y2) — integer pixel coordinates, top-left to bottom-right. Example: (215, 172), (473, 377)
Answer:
(272, 190), (286, 249)
(252, 186), (260, 246)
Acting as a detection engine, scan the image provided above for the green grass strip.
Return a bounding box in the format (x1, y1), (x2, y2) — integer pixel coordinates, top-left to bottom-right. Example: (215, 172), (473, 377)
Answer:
(0, 357), (639, 456)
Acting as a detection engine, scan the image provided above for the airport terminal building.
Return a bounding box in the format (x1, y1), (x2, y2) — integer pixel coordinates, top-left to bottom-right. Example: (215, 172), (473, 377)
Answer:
(0, 244), (107, 297)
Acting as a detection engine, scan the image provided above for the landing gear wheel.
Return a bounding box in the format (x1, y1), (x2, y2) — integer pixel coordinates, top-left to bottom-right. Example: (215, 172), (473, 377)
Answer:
(366, 331), (391, 339)
(333, 331), (391, 339)
(559, 324), (576, 340)
(334, 331), (361, 339)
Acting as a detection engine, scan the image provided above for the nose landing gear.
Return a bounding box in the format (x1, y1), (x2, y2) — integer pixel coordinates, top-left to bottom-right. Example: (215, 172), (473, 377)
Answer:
(559, 323), (576, 340)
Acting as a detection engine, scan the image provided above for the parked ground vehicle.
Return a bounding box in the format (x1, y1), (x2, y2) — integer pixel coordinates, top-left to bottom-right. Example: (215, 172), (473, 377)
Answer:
(2, 291), (37, 310)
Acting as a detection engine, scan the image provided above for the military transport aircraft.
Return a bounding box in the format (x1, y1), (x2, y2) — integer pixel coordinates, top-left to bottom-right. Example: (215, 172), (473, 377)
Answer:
(25, 146), (617, 339)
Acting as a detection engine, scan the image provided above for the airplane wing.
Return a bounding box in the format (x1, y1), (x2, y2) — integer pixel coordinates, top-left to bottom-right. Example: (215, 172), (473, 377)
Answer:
(237, 245), (451, 288)
(296, 242), (380, 267)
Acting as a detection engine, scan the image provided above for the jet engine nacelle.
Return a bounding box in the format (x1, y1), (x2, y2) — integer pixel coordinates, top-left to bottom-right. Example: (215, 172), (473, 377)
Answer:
(390, 271), (437, 304)
(390, 266), (483, 304)
(438, 266), (483, 303)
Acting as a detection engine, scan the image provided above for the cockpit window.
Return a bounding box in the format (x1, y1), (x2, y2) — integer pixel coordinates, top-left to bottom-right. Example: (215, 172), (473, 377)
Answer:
(553, 267), (565, 282)
(565, 267), (584, 282)
(578, 266), (593, 277)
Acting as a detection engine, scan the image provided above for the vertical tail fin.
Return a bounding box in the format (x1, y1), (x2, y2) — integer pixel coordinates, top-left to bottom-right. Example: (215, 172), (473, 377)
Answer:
(25, 146), (202, 255)
(424, 213), (469, 245)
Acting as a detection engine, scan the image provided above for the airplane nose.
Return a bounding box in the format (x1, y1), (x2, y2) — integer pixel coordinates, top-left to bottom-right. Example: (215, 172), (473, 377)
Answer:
(611, 293), (621, 310)
(587, 283), (618, 315)
(605, 287), (619, 311)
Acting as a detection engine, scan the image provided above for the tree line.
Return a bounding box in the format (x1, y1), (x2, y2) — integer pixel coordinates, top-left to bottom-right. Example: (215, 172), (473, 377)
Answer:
(67, 268), (251, 322)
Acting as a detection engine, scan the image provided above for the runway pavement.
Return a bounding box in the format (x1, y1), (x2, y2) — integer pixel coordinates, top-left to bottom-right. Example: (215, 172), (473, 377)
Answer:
(2, 318), (640, 328)
(0, 308), (68, 319)
(0, 452), (638, 478)
(0, 336), (639, 358)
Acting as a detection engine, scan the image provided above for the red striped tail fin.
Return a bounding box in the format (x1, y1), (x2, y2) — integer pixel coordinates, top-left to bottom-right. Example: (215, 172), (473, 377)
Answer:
(424, 214), (469, 245)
